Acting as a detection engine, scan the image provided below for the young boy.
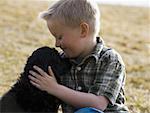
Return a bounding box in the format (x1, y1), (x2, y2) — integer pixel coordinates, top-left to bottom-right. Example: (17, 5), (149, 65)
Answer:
(29, 0), (129, 112)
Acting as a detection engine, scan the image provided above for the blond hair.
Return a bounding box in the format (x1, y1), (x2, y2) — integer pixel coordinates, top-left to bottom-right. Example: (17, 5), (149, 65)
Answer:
(39, 0), (100, 36)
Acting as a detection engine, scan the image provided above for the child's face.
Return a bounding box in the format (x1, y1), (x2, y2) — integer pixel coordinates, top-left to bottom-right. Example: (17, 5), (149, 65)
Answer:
(47, 20), (87, 59)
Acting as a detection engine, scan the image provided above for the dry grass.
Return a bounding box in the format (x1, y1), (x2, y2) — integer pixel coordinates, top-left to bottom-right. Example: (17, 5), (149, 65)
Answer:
(0, 0), (149, 113)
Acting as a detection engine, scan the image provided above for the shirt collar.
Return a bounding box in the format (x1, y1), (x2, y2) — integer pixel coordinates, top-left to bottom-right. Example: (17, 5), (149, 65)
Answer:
(90, 41), (103, 64)
(87, 37), (104, 64)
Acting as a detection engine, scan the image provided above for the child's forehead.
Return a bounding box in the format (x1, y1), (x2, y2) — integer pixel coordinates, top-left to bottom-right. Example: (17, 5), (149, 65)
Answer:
(47, 18), (80, 35)
(47, 19), (61, 27)
(47, 19), (67, 35)
(47, 19), (66, 29)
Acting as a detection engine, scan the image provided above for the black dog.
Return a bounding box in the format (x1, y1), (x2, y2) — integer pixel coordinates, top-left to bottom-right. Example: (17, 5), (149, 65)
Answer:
(0, 46), (71, 113)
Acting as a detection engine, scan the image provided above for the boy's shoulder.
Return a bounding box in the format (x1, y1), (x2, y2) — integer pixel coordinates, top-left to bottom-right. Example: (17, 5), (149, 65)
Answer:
(99, 46), (125, 66)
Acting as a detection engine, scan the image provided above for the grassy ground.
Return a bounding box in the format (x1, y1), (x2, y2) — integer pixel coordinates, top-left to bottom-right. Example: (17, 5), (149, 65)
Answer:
(0, 0), (149, 113)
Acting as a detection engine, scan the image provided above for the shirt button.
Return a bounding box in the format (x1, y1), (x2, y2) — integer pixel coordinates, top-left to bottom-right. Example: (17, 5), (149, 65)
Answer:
(77, 86), (82, 91)
(76, 67), (81, 71)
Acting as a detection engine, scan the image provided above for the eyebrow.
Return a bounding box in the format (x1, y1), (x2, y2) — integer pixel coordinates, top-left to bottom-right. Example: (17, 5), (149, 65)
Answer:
(51, 32), (56, 37)
(51, 33), (61, 39)
(47, 23), (55, 36)
(47, 26), (57, 38)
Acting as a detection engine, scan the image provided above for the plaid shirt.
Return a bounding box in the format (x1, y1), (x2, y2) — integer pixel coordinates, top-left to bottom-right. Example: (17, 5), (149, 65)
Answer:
(60, 38), (129, 113)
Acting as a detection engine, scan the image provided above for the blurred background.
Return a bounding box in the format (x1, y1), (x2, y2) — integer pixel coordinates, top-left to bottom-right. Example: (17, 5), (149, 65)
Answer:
(0, 0), (149, 113)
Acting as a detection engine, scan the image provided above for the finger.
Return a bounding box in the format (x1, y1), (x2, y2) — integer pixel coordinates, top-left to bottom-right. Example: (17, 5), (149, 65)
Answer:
(29, 70), (41, 78)
(28, 75), (41, 84)
(30, 80), (41, 89)
(33, 65), (47, 76)
(48, 66), (55, 78)
(48, 66), (57, 82)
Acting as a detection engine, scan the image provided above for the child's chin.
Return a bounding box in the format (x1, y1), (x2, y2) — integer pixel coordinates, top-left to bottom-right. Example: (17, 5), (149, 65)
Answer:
(64, 51), (79, 59)
(63, 53), (70, 58)
(65, 53), (75, 59)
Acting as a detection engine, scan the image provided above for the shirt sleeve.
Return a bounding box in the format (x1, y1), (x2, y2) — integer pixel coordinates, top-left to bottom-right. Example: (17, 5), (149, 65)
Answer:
(88, 49), (126, 105)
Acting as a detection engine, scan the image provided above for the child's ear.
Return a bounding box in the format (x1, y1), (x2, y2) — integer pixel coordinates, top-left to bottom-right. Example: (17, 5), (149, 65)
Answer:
(80, 22), (89, 38)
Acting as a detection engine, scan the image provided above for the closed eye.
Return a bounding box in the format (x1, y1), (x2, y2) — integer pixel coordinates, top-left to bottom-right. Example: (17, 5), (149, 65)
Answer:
(57, 35), (63, 40)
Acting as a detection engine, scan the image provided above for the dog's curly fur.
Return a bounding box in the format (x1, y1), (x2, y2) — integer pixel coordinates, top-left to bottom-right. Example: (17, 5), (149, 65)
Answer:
(0, 46), (71, 113)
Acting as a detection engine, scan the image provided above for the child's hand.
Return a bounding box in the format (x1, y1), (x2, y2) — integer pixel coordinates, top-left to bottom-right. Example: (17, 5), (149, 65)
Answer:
(28, 66), (58, 94)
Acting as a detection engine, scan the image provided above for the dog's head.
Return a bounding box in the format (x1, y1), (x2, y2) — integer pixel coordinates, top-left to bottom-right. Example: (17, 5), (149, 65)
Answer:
(12, 46), (71, 112)
(24, 46), (70, 80)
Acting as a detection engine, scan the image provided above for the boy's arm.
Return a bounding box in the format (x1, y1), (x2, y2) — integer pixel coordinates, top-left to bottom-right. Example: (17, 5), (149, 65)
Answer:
(51, 84), (109, 111)
(29, 66), (109, 111)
